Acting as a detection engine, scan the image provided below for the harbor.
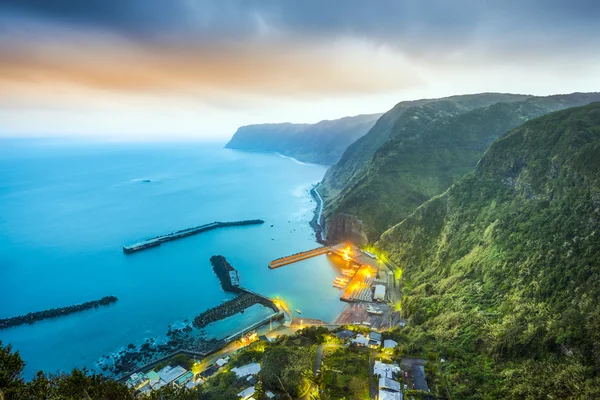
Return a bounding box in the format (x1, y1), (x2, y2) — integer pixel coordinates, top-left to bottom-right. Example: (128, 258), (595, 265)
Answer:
(122, 219), (264, 253)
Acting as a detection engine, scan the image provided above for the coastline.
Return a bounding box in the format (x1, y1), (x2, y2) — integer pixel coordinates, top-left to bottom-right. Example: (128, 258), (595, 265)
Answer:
(309, 183), (326, 244)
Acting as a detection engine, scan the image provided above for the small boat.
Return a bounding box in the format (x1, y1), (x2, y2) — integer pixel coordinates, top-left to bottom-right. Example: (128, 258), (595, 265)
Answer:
(367, 306), (383, 315)
(295, 309), (302, 314)
(362, 321), (371, 326)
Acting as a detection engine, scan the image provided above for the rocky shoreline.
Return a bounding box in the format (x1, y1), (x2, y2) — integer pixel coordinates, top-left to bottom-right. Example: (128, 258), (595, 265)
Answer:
(0, 296), (118, 330)
(309, 184), (326, 244)
(192, 293), (273, 329)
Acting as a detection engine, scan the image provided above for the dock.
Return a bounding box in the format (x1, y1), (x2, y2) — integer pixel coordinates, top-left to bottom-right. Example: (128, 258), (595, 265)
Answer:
(268, 246), (331, 268)
(123, 219), (264, 254)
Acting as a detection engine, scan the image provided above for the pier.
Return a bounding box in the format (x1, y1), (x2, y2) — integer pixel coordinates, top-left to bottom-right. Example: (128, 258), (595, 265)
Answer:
(268, 246), (331, 268)
(123, 219), (264, 254)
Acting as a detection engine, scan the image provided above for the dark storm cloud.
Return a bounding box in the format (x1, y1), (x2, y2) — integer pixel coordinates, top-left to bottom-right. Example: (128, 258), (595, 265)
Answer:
(1, 0), (598, 47)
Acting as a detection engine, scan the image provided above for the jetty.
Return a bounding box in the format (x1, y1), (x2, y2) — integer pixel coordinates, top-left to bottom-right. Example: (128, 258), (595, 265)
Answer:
(268, 246), (330, 268)
(0, 296), (118, 330)
(123, 219), (264, 254)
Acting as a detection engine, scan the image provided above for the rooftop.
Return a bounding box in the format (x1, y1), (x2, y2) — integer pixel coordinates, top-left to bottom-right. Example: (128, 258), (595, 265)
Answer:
(231, 362), (261, 378)
(379, 389), (403, 400)
(412, 365), (429, 392)
(384, 339), (398, 349)
(157, 365), (188, 384)
(238, 386), (256, 400)
(374, 360), (401, 379)
(379, 377), (401, 392)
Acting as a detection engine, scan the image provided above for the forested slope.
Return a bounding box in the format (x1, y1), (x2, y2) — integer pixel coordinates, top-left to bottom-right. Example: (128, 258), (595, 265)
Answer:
(377, 103), (600, 399)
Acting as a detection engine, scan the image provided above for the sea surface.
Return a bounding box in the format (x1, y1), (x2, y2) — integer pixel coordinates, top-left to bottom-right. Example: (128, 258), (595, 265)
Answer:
(0, 139), (347, 378)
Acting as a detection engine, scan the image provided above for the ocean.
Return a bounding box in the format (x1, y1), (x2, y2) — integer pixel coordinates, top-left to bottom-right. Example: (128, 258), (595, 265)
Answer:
(0, 139), (347, 378)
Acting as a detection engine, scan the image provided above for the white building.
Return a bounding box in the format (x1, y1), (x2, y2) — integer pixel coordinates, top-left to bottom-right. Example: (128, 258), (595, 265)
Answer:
(353, 334), (369, 346)
(379, 389), (402, 400)
(373, 360), (401, 379)
(157, 365), (187, 385)
(374, 285), (386, 301)
(231, 362), (261, 378)
(216, 357), (229, 367)
(238, 386), (256, 400)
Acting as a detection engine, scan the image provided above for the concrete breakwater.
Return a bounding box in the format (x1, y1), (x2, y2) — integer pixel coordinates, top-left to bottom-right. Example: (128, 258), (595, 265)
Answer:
(192, 293), (276, 329)
(0, 296), (118, 330)
(122, 219), (264, 254)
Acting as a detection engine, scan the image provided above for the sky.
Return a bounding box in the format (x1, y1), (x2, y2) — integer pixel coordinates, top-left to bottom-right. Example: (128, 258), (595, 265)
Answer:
(0, 0), (599, 141)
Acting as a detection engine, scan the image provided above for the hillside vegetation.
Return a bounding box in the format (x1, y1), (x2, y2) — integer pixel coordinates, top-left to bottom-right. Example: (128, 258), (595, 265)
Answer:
(377, 103), (600, 398)
(322, 92), (600, 242)
(225, 113), (381, 165)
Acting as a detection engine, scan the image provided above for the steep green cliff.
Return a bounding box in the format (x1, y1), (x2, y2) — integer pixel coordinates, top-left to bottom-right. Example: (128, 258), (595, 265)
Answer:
(225, 113), (381, 165)
(377, 103), (600, 398)
(323, 93), (600, 242)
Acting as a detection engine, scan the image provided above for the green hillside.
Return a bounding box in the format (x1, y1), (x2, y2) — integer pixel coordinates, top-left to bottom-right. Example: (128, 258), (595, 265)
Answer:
(323, 93), (600, 242)
(377, 103), (600, 399)
(225, 113), (382, 165)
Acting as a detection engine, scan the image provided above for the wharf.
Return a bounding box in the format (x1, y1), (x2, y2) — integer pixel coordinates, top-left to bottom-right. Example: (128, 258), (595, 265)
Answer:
(123, 219), (264, 254)
(268, 246), (331, 268)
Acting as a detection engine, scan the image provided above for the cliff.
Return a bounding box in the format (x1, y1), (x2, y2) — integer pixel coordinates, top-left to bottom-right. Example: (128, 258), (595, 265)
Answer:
(225, 113), (382, 165)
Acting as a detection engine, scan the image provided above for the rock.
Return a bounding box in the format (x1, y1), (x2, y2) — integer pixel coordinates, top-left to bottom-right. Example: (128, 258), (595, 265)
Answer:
(326, 213), (369, 245)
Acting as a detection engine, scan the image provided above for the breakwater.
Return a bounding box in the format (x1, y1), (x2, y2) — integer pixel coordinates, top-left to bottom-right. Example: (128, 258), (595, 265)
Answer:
(122, 219), (264, 254)
(210, 255), (240, 292)
(192, 293), (276, 329)
(269, 246), (330, 268)
(0, 296), (118, 330)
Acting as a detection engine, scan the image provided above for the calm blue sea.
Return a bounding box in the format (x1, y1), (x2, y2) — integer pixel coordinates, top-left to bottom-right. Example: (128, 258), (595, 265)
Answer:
(0, 139), (346, 378)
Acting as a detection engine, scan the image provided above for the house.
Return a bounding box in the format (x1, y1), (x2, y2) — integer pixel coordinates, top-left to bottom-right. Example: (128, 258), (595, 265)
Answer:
(231, 362), (261, 378)
(258, 335), (272, 342)
(246, 375), (258, 385)
(378, 389), (403, 400)
(373, 360), (401, 379)
(238, 386), (256, 400)
(138, 385), (153, 396)
(369, 331), (382, 348)
(216, 357), (229, 368)
(379, 376), (403, 400)
(185, 379), (202, 389)
(412, 365), (429, 392)
(353, 334), (369, 346)
(336, 329), (355, 340)
(146, 371), (161, 388)
(157, 365), (187, 385)
(174, 371), (194, 387)
(265, 391), (276, 399)
(373, 285), (386, 301)
(383, 339), (398, 353)
(200, 366), (218, 379)
(379, 377), (401, 392)
(126, 372), (150, 390)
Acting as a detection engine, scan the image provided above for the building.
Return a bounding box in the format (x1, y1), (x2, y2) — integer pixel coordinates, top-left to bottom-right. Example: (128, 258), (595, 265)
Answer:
(157, 365), (188, 386)
(336, 329), (355, 340)
(374, 360), (401, 379)
(379, 376), (403, 400)
(238, 386), (256, 400)
(229, 270), (240, 287)
(174, 371), (194, 387)
(383, 339), (398, 354)
(231, 362), (261, 378)
(379, 377), (401, 392)
(126, 372), (150, 390)
(216, 357), (229, 368)
(412, 365), (429, 392)
(353, 333), (369, 346)
(265, 391), (276, 399)
(146, 371), (161, 388)
(369, 331), (382, 348)
(200, 366), (218, 379)
(373, 285), (386, 301)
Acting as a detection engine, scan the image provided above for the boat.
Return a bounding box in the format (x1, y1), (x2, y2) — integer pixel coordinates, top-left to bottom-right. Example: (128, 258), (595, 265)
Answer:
(362, 321), (371, 326)
(367, 306), (383, 315)
(295, 309), (302, 314)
